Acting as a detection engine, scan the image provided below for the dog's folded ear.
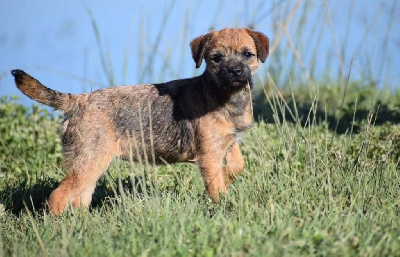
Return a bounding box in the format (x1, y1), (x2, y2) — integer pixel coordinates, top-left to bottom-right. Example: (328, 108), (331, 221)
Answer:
(190, 33), (213, 68)
(245, 29), (269, 63)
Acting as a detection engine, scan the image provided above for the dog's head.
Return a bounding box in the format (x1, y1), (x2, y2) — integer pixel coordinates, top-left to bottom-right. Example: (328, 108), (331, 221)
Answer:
(190, 28), (269, 90)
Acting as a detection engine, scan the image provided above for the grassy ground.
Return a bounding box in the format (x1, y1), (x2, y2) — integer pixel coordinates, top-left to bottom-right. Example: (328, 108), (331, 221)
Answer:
(0, 95), (399, 256)
(2, 1), (399, 255)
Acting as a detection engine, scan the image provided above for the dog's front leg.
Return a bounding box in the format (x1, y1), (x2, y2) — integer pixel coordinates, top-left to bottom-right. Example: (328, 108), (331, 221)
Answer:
(198, 152), (228, 203)
(224, 142), (245, 184)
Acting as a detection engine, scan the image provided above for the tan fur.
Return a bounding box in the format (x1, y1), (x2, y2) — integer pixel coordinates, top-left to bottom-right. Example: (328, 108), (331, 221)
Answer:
(11, 28), (269, 214)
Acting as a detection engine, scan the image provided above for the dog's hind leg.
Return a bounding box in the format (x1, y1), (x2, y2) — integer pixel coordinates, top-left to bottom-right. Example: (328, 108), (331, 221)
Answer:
(48, 148), (115, 215)
(72, 183), (97, 210)
(49, 116), (119, 215)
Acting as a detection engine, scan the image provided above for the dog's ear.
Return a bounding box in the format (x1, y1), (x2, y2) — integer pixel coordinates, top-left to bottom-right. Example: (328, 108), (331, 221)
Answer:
(190, 33), (213, 68)
(245, 29), (269, 63)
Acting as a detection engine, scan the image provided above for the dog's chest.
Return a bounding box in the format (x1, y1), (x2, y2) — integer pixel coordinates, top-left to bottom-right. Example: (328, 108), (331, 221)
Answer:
(226, 93), (253, 134)
(211, 102), (253, 143)
(232, 109), (253, 141)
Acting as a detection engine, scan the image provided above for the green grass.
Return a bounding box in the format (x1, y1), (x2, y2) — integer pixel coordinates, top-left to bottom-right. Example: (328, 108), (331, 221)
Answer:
(1, 1), (399, 255)
(0, 95), (399, 256)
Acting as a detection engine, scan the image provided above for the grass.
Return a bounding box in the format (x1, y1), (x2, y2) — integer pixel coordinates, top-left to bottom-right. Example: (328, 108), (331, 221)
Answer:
(0, 94), (399, 256)
(1, 0), (399, 256)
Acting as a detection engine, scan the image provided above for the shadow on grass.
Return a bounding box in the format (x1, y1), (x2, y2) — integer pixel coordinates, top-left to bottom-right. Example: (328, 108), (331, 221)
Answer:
(253, 95), (400, 134)
(0, 176), (152, 216)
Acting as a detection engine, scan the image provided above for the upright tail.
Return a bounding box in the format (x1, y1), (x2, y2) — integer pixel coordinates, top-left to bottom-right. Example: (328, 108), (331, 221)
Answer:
(11, 69), (75, 111)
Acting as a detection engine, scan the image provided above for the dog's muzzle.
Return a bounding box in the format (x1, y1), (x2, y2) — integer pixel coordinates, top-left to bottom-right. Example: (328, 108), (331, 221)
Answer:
(217, 60), (252, 90)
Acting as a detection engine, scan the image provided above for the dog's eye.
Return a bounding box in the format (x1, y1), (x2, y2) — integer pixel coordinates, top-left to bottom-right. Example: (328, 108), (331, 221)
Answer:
(243, 51), (255, 59)
(211, 54), (223, 63)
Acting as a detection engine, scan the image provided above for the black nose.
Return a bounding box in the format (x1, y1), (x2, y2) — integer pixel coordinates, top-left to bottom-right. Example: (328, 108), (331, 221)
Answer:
(229, 67), (242, 76)
(11, 69), (25, 78)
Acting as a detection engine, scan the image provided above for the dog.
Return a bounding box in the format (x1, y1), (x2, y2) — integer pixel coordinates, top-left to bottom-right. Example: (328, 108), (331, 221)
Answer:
(11, 28), (269, 215)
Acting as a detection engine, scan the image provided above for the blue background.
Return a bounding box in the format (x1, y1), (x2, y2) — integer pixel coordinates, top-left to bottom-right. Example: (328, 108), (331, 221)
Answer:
(0, 0), (399, 106)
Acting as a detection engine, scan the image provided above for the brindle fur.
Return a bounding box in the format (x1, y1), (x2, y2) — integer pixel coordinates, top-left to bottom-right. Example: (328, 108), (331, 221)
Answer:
(11, 28), (269, 215)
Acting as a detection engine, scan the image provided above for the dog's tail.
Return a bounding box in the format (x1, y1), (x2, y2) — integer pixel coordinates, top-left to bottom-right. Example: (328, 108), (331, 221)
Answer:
(11, 69), (77, 111)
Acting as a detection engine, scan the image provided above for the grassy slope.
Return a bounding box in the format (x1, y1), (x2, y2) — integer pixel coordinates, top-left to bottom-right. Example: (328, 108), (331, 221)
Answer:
(0, 96), (399, 256)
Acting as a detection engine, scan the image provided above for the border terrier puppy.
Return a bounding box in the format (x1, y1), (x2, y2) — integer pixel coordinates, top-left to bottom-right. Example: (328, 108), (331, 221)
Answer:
(11, 28), (269, 215)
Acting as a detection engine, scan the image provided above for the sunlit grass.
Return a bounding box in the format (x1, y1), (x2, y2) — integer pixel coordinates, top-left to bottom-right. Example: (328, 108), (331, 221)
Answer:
(0, 92), (399, 256)
(1, 0), (399, 256)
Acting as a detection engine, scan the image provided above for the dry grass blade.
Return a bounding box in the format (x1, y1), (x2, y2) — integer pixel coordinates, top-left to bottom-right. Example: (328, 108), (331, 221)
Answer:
(23, 201), (48, 257)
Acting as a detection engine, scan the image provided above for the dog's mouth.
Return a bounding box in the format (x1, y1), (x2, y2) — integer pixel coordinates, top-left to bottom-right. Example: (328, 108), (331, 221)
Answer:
(228, 79), (250, 89)
(217, 65), (252, 90)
